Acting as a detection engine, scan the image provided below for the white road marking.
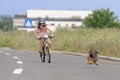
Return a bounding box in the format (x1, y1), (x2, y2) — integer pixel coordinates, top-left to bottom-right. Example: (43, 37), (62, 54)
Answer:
(5, 53), (11, 55)
(0, 51), (24, 76)
(13, 56), (19, 59)
(17, 61), (23, 64)
(13, 69), (23, 74)
(0, 51), (2, 53)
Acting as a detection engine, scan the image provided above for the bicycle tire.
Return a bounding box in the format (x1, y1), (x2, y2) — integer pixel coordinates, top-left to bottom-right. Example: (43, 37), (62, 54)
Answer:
(46, 47), (51, 63)
(41, 50), (45, 62)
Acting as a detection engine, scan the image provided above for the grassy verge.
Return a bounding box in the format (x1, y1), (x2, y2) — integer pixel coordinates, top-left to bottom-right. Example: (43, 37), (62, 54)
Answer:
(0, 28), (120, 57)
(0, 30), (39, 50)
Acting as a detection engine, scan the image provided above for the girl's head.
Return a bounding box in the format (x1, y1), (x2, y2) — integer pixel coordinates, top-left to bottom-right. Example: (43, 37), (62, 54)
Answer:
(38, 18), (46, 28)
(38, 23), (46, 29)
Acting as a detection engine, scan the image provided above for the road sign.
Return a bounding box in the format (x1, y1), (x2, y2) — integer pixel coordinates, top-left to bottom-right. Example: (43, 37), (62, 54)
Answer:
(24, 19), (33, 28)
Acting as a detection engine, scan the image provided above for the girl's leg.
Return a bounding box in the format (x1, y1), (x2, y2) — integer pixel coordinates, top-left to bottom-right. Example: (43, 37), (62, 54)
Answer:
(46, 39), (51, 48)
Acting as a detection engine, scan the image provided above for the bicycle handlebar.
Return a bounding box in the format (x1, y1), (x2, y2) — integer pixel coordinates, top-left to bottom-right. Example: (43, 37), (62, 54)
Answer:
(39, 36), (53, 40)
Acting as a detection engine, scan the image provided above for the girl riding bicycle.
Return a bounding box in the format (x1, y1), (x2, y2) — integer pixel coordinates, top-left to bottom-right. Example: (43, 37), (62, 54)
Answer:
(34, 18), (54, 57)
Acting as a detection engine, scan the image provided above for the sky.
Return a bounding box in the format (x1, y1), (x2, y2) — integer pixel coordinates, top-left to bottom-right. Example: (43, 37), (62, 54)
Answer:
(0, 0), (120, 18)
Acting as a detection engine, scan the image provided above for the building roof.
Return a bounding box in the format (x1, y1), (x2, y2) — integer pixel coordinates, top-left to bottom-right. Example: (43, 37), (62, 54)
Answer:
(27, 9), (92, 19)
(14, 14), (27, 19)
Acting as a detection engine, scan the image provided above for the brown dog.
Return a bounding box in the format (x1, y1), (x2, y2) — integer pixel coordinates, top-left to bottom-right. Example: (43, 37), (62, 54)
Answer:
(87, 50), (98, 65)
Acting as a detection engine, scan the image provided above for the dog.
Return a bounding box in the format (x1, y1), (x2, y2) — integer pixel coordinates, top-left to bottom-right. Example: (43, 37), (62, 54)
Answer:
(87, 49), (98, 65)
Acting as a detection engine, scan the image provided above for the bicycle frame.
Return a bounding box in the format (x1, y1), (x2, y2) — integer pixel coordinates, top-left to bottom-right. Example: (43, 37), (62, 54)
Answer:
(42, 38), (49, 50)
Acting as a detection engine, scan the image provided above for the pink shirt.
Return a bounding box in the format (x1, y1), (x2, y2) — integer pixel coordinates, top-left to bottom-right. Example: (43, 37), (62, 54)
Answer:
(36, 27), (48, 37)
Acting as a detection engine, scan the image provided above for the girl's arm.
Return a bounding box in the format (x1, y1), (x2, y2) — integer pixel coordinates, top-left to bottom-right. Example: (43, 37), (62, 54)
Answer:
(46, 27), (54, 37)
(34, 29), (38, 39)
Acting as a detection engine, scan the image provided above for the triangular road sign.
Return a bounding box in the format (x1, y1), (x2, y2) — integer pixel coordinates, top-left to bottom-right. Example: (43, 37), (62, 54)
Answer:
(24, 19), (33, 28)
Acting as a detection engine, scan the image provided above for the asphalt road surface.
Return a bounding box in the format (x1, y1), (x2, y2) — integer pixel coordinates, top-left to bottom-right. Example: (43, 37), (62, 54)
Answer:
(0, 48), (120, 80)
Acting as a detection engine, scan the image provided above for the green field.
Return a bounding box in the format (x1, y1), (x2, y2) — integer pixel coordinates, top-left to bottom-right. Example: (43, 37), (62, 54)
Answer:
(0, 27), (120, 57)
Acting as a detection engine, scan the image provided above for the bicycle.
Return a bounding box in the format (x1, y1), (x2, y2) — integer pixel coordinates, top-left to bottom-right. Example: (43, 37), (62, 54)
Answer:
(39, 36), (52, 63)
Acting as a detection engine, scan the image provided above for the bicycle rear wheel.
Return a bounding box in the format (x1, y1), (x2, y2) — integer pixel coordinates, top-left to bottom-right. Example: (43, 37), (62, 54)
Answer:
(46, 47), (51, 63)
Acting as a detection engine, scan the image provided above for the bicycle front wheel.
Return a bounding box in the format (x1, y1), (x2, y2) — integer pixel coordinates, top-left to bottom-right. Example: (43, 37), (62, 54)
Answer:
(41, 50), (45, 62)
(46, 47), (51, 63)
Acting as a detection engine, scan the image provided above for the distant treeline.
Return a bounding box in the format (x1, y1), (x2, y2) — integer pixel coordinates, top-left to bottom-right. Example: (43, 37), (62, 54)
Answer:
(0, 15), (13, 31)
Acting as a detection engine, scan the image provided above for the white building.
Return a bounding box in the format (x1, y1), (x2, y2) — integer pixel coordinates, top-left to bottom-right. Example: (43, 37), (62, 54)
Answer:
(13, 9), (92, 31)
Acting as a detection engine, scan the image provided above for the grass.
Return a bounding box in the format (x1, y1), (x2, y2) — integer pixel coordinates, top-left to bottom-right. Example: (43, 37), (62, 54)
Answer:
(0, 27), (120, 57)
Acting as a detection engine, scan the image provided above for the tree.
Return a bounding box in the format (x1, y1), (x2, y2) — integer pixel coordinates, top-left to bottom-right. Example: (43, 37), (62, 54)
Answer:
(83, 8), (120, 28)
(0, 15), (13, 31)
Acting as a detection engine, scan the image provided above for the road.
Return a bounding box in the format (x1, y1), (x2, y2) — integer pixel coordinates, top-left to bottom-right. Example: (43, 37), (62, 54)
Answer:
(0, 48), (120, 80)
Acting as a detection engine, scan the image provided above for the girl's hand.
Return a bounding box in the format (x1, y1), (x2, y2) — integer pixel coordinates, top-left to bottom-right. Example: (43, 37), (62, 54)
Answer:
(36, 36), (40, 39)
